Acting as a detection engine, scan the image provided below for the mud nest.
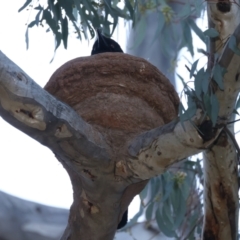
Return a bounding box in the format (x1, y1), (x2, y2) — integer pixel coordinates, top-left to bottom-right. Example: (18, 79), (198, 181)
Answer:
(44, 53), (179, 154)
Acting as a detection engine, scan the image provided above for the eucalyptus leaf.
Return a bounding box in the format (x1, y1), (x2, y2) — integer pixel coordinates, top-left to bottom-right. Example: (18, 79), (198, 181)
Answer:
(28, 20), (36, 28)
(162, 202), (174, 226)
(61, 16), (69, 49)
(190, 59), (199, 78)
(194, 67), (204, 99)
(18, 0), (32, 12)
(203, 94), (211, 118)
(139, 184), (148, 200)
(235, 95), (240, 110)
(55, 32), (62, 50)
(212, 63), (227, 90)
(156, 209), (176, 238)
(125, 0), (134, 18)
(204, 28), (219, 38)
(178, 3), (191, 18)
(35, 8), (43, 26)
(202, 70), (210, 94)
(183, 20), (194, 56)
(210, 94), (219, 126)
(188, 19), (205, 43)
(180, 100), (197, 122)
(146, 202), (154, 220)
(161, 173), (174, 202)
(229, 35), (240, 56)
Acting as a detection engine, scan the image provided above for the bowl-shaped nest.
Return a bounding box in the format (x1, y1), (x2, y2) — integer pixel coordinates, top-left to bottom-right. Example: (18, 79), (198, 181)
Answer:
(44, 53), (179, 153)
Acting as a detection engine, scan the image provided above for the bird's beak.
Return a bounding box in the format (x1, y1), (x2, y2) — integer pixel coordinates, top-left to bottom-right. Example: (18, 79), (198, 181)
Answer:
(96, 29), (108, 48)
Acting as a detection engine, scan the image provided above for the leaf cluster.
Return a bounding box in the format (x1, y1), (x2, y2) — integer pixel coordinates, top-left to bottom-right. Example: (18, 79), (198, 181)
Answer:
(125, 159), (203, 239)
(178, 28), (229, 128)
(19, 0), (205, 55)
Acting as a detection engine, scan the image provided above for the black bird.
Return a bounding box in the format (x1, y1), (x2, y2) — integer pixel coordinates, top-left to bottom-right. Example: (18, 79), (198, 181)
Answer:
(91, 29), (127, 230)
(91, 29), (123, 55)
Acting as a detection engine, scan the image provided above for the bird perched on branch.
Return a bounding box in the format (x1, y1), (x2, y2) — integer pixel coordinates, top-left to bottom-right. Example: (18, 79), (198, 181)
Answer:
(91, 29), (127, 230)
(91, 29), (123, 55)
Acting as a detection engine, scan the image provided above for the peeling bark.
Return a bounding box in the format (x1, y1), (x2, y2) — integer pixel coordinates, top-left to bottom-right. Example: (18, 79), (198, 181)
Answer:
(203, 1), (240, 240)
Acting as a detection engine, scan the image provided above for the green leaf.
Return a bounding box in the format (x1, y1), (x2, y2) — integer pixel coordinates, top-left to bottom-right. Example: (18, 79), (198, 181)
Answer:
(190, 59), (199, 78)
(55, 32), (62, 50)
(210, 94), (219, 126)
(180, 98), (197, 122)
(35, 8), (43, 26)
(58, 0), (75, 21)
(156, 209), (176, 237)
(188, 18), (206, 43)
(28, 20), (36, 28)
(34, 4), (43, 10)
(194, 0), (203, 17)
(178, 3), (191, 18)
(204, 28), (219, 38)
(212, 63), (227, 90)
(18, 0), (32, 12)
(229, 35), (240, 56)
(203, 94), (211, 118)
(150, 178), (157, 199)
(61, 16), (68, 49)
(139, 184), (148, 200)
(194, 67), (204, 99)
(183, 20), (194, 56)
(233, 109), (239, 115)
(161, 173), (174, 202)
(174, 196), (186, 229)
(235, 95), (240, 109)
(125, 0), (134, 19)
(162, 202), (174, 226)
(42, 9), (59, 34)
(202, 70), (210, 94)
(146, 202), (154, 220)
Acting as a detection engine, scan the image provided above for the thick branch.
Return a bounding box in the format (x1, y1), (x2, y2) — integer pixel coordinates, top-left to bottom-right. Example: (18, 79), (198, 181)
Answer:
(128, 110), (222, 179)
(0, 51), (109, 168)
(203, 2), (240, 240)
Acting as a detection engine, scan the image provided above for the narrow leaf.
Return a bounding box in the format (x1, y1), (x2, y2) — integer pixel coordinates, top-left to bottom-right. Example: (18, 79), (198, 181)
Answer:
(188, 18), (205, 42)
(125, 0), (134, 19)
(146, 202), (154, 220)
(202, 70), (210, 94)
(190, 59), (199, 78)
(229, 35), (240, 56)
(204, 28), (219, 38)
(178, 3), (191, 18)
(61, 16), (68, 49)
(156, 209), (176, 237)
(210, 94), (219, 126)
(18, 0), (32, 12)
(28, 20), (36, 28)
(212, 64), (226, 90)
(194, 67), (204, 99)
